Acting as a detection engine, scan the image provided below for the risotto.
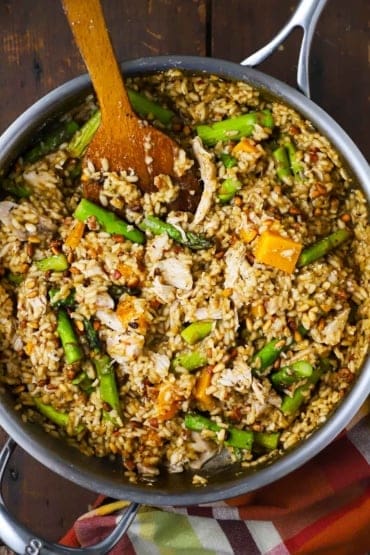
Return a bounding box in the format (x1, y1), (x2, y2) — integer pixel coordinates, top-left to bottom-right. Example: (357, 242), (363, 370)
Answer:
(0, 70), (369, 483)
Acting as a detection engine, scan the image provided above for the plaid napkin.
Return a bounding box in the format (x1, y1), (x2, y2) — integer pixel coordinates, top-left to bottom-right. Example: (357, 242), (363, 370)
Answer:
(60, 400), (370, 555)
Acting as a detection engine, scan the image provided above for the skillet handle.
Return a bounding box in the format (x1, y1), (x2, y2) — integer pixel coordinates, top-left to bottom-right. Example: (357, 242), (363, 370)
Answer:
(240, 0), (328, 98)
(0, 437), (139, 555)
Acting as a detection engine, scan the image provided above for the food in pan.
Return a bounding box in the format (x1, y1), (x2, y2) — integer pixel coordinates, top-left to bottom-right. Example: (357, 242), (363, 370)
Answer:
(0, 70), (369, 483)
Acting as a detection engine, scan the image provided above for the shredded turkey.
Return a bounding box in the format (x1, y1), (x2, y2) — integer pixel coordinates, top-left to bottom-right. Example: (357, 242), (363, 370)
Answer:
(224, 242), (257, 308)
(190, 137), (218, 227)
(310, 308), (351, 346)
(155, 257), (193, 290)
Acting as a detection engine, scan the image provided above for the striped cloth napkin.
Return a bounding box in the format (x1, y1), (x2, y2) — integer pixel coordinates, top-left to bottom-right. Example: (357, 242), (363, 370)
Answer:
(60, 401), (370, 555)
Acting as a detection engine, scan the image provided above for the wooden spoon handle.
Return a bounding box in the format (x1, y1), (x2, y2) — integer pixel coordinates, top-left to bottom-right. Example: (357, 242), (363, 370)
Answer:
(62, 0), (133, 122)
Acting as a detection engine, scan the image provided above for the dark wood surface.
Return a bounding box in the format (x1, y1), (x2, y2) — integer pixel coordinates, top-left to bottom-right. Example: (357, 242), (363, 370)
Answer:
(0, 0), (369, 544)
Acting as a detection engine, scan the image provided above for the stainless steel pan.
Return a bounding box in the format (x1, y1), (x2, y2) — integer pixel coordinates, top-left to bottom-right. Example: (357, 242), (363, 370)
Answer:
(0, 1), (369, 553)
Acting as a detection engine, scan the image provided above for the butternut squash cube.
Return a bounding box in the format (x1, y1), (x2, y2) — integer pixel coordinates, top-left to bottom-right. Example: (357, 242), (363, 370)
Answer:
(65, 220), (85, 249)
(239, 227), (257, 244)
(156, 383), (182, 421)
(193, 365), (215, 411)
(254, 230), (302, 274)
(232, 138), (259, 155)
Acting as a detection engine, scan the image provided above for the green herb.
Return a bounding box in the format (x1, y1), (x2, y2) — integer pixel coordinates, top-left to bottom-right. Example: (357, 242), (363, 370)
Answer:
(108, 284), (141, 302)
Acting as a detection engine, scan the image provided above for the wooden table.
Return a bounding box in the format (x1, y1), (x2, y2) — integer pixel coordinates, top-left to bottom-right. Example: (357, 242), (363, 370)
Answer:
(0, 0), (368, 545)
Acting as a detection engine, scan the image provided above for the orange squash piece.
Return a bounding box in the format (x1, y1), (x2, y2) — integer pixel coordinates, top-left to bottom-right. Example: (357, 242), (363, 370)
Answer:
(254, 230), (302, 274)
(193, 365), (215, 411)
(232, 138), (259, 155)
(65, 220), (85, 249)
(156, 383), (182, 421)
(116, 296), (149, 334)
(117, 263), (133, 280)
(239, 227), (257, 244)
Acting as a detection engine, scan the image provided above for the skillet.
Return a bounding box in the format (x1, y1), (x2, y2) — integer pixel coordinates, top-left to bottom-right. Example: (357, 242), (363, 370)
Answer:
(0, 1), (369, 553)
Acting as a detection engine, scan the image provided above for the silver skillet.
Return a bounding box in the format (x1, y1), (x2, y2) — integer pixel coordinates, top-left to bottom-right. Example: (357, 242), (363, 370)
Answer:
(0, 1), (369, 553)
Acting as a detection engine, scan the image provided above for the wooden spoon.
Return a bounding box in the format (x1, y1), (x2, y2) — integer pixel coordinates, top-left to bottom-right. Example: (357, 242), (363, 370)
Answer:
(62, 0), (188, 195)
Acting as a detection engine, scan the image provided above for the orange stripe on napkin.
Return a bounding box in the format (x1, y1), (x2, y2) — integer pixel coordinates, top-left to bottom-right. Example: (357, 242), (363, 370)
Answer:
(286, 485), (370, 555)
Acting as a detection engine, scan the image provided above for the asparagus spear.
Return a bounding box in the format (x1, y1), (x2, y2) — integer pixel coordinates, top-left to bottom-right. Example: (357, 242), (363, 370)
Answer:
(24, 120), (79, 163)
(217, 178), (241, 203)
(92, 353), (120, 414)
(280, 365), (323, 415)
(49, 288), (76, 308)
(227, 428), (254, 450)
(172, 351), (208, 371)
(83, 318), (121, 414)
(65, 159), (82, 180)
(34, 398), (69, 428)
(280, 388), (305, 414)
(1, 177), (30, 198)
(218, 152), (237, 168)
(253, 338), (287, 375)
(33, 398), (84, 433)
(72, 371), (94, 393)
(74, 198), (145, 244)
(284, 139), (303, 177)
(196, 110), (274, 146)
(56, 309), (83, 365)
(83, 317), (101, 351)
(67, 110), (101, 158)
(273, 146), (292, 182)
(139, 215), (212, 250)
(271, 360), (313, 389)
(102, 409), (120, 427)
(297, 229), (352, 267)
(67, 90), (174, 159)
(127, 88), (175, 125)
(181, 320), (214, 345)
(254, 431), (280, 451)
(184, 413), (254, 450)
(184, 413), (221, 432)
(36, 254), (69, 272)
